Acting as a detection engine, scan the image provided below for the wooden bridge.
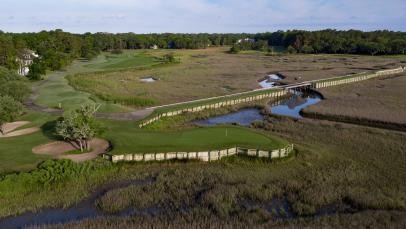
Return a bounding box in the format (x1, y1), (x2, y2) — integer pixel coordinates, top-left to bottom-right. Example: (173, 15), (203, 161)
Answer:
(280, 82), (314, 90)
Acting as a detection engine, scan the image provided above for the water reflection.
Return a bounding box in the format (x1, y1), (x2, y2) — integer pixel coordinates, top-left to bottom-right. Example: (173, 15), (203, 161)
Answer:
(193, 108), (263, 126)
(269, 92), (322, 118)
(193, 91), (322, 126)
(258, 74), (283, 88)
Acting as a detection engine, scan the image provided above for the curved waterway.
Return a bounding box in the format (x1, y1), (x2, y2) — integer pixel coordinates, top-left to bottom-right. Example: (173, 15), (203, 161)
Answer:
(270, 92), (322, 118)
(194, 91), (322, 126)
(0, 178), (155, 229)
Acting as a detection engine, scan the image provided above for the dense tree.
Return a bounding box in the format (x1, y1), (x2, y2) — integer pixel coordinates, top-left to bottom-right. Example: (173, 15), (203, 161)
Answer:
(0, 96), (23, 135)
(0, 34), (17, 69)
(27, 58), (46, 80)
(0, 29), (405, 76)
(56, 104), (103, 152)
(0, 66), (20, 82)
(0, 81), (30, 102)
(0, 67), (30, 102)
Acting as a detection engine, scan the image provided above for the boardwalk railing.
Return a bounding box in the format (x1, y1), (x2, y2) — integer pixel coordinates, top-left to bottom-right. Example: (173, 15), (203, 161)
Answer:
(104, 144), (294, 163)
(138, 66), (404, 128)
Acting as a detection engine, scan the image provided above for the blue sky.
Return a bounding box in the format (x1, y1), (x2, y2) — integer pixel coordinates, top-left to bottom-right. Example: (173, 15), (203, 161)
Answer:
(1, 0), (405, 33)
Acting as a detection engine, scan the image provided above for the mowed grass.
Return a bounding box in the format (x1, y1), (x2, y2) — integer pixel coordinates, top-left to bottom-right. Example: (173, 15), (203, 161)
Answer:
(0, 112), (54, 173)
(84, 51), (160, 70)
(34, 50), (163, 112)
(67, 47), (406, 107)
(3, 117), (403, 227)
(0, 111), (287, 173)
(104, 120), (287, 154)
(36, 70), (136, 112)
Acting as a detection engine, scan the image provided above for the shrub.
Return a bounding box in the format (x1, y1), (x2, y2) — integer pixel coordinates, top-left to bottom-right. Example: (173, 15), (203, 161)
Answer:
(111, 49), (123, 54)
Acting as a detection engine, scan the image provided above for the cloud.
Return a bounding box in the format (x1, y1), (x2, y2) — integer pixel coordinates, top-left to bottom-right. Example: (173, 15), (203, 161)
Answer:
(0, 0), (405, 33)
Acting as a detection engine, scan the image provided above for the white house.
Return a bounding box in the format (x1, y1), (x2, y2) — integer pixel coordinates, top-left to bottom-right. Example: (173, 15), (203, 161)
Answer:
(237, 38), (255, 44)
(16, 49), (39, 76)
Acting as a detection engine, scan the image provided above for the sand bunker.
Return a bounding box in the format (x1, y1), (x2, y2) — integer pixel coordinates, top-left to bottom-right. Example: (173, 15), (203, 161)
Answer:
(32, 138), (110, 162)
(0, 121), (40, 138)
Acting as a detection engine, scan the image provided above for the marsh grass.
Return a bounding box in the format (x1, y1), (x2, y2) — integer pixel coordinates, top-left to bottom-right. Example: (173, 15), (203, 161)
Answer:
(1, 117), (406, 227)
(66, 48), (405, 107)
(145, 99), (270, 130)
(303, 74), (406, 126)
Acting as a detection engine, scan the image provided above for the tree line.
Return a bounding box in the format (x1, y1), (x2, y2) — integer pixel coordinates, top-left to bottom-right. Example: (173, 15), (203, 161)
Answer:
(253, 30), (406, 55)
(0, 29), (405, 79)
(0, 67), (29, 134)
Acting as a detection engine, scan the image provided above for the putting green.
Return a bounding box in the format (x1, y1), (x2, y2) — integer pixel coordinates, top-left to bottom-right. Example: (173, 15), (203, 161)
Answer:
(104, 120), (287, 154)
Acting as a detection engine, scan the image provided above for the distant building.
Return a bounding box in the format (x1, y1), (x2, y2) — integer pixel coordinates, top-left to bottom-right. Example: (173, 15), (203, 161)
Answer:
(150, 44), (158, 49)
(237, 38), (255, 44)
(16, 49), (39, 76)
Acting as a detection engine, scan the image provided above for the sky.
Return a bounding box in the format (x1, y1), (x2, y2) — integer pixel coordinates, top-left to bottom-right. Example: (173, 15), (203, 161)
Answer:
(1, 0), (405, 33)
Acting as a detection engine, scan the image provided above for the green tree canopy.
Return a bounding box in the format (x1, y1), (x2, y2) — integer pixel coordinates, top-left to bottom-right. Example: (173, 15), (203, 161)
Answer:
(56, 104), (104, 152)
(27, 58), (46, 80)
(0, 66), (30, 102)
(0, 95), (23, 135)
(0, 81), (30, 102)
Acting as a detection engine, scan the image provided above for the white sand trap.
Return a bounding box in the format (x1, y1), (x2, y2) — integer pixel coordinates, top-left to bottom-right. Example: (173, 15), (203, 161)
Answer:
(0, 121), (40, 138)
(32, 138), (110, 162)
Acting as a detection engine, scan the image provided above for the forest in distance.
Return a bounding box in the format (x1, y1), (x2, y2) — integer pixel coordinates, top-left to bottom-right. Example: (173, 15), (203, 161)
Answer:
(1, 29), (406, 78)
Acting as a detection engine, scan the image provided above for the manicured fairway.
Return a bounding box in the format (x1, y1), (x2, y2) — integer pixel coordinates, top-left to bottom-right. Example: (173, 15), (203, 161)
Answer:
(84, 51), (160, 70)
(35, 68), (133, 113)
(34, 50), (162, 113)
(104, 120), (287, 154)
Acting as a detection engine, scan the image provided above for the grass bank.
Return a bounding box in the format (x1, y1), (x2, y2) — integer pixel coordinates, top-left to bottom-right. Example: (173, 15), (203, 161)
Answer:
(0, 112), (55, 174)
(0, 116), (405, 227)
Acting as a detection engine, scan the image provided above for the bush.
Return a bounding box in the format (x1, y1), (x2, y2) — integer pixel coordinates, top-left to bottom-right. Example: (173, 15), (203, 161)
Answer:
(0, 66), (20, 82)
(287, 46), (297, 54)
(162, 53), (178, 63)
(0, 95), (23, 134)
(229, 45), (241, 54)
(0, 81), (30, 102)
(111, 49), (123, 54)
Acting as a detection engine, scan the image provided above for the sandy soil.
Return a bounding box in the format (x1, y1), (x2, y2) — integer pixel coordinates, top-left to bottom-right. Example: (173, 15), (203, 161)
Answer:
(32, 138), (110, 162)
(0, 121), (40, 138)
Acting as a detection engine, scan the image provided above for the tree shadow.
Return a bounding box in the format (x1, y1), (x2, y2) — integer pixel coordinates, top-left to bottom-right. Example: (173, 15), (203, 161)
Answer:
(40, 120), (63, 141)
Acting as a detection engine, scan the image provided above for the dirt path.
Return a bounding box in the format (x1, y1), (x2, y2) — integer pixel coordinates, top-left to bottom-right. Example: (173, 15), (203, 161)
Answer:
(32, 138), (110, 162)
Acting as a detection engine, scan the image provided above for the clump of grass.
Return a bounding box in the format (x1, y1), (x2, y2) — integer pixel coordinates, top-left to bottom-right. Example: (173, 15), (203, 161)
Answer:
(64, 148), (92, 155)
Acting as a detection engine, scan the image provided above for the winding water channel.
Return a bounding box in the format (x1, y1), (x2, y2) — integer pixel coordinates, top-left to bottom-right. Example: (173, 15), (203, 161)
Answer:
(0, 179), (155, 229)
(0, 91), (323, 228)
(195, 90), (322, 126)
